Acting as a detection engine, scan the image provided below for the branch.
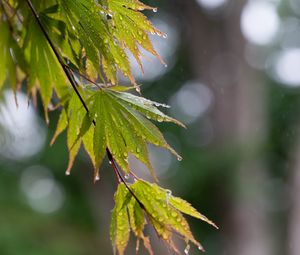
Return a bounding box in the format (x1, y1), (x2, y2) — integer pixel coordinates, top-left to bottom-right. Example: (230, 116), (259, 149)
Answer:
(25, 0), (146, 210)
(25, 0), (89, 115)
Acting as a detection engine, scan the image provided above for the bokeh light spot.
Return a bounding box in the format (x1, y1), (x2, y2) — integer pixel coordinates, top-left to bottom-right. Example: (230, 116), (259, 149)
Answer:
(20, 165), (65, 214)
(241, 1), (280, 45)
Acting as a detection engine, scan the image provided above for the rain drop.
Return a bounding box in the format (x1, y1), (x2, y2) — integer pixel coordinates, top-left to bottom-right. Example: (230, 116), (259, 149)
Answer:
(162, 34), (168, 39)
(153, 8), (158, 12)
(109, 161), (112, 165)
(157, 116), (164, 122)
(198, 245), (205, 252)
(95, 173), (100, 181)
(166, 189), (172, 204)
(65, 170), (71, 176)
(177, 155), (183, 161)
(184, 244), (190, 255)
(125, 173), (130, 180)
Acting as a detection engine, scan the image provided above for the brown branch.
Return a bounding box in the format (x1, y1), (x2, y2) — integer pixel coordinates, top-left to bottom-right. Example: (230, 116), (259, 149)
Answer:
(25, 0), (146, 210)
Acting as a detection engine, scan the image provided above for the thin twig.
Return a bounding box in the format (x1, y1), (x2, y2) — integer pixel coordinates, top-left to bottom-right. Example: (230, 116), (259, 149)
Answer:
(25, 0), (89, 115)
(106, 149), (145, 209)
(25, 0), (146, 209)
(65, 65), (103, 89)
(0, 1), (14, 32)
(2, 0), (22, 23)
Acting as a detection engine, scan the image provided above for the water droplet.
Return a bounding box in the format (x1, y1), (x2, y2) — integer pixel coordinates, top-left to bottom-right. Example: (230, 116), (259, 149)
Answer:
(177, 155), (183, 161)
(164, 63), (168, 68)
(162, 232), (168, 240)
(166, 189), (172, 204)
(198, 245), (205, 252)
(109, 161), (112, 165)
(162, 34), (168, 39)
(153, 8), (158, 12)
(125, 173), (130, 180)
(136, 147), (141, 153)
(184, 244), (190, 255)
(171, 212), (177, 217)
(157, 116), (164, 122)
(95, 173), (100, 181)
(72, 25), (76, 31)
(65, 170), (71, 176)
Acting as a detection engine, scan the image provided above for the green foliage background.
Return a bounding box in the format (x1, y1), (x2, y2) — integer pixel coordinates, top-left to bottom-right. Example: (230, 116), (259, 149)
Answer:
(1, 0), (299, 255)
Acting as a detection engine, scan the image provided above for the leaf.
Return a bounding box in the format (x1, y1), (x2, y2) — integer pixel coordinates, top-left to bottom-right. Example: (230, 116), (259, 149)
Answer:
(59, 0), (165, 91)
(169, 196), (219, 229)
(78, 88), (183, 178)
(111, 180), (216, 254)
(131, 180), (215, 252)
(0, 20), (18, 91)
(25, 17), (68, 120)
(50, 109), (68, 145)
(107, 0), (166, 71)
(128, 198), (154, 255)
(52, 90), (97, 177)
(110, 183), (131, 255)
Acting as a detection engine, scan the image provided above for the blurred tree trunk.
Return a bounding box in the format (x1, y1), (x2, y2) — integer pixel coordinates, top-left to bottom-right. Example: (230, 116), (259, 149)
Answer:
(288, 133), (300, 255)
(171, 1), (273, 254)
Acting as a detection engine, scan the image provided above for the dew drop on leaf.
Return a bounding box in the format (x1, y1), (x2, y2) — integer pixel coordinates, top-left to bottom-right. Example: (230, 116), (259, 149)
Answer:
(157, 116), (164, 122)
(166, 189), (172, 204)
(198, 245), (205, 252)
(177, 155), (183, 161)
(124, 173), (130, 180)
(153, 8), (158, 12)
(184, 244), (190, 255)
(65, 170), (71, 176)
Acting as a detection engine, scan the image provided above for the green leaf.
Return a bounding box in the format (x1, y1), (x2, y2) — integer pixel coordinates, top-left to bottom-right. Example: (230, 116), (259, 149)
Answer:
(110, 183), (131, 255)
(26, 18), (68, 120)
(50, 109), (68, 145)
(131, 180), (214, 252)
(0, 20), (18, 91)
(82, 88), (182, 178)
(127, 198), (154, 255)
(169, 196), (218, 229)
(111, 180), (216, 254)
(107, 0), (166, 72)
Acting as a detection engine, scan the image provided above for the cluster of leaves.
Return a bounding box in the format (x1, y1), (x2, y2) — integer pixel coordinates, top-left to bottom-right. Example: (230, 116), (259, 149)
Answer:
(111, 181), (218, 255)
(0, 0), (217, 254)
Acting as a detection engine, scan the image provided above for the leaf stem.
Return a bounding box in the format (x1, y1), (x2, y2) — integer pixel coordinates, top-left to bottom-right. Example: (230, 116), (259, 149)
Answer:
(106, 149), (145, 210)
(25, 0), (89, 115)
(0, 1), (14, 32)
(25, 0), (146, 210)
(65, 65), (103, 89)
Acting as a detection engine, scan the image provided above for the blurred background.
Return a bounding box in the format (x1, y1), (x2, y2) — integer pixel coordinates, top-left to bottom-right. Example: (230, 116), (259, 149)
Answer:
(1, 0), (300, 254)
